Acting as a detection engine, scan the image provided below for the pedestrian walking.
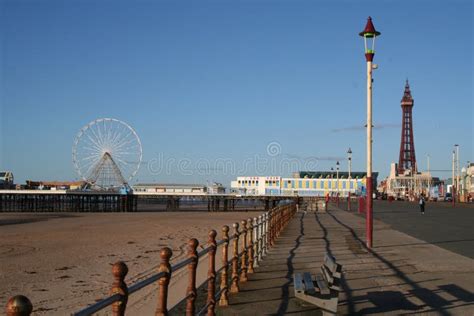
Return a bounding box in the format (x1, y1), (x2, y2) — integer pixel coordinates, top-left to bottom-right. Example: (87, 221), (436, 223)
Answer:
(419, 195), (425, 214)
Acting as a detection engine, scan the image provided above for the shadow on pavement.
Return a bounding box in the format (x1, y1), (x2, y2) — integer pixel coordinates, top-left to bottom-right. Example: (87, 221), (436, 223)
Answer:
(325, 210), (474, 315)
(275, 211), (305, 315)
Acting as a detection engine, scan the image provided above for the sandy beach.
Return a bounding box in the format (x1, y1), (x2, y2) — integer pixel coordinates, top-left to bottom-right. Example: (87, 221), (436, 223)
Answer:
(0, 211), (263, 315)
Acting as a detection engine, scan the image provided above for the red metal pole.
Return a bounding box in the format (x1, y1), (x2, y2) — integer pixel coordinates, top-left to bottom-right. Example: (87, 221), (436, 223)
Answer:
(366, 177), (373, 248)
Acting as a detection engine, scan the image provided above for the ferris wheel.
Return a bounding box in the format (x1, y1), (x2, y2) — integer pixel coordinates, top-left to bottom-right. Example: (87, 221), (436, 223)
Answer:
(72, 118), (142, 190)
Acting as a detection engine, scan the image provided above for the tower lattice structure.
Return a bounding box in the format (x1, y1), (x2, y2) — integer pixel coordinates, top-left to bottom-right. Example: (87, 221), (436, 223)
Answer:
(398, 80), (417, 174)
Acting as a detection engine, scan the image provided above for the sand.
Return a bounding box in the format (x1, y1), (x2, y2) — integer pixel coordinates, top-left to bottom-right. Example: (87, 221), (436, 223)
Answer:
(0, 211), (263, 315)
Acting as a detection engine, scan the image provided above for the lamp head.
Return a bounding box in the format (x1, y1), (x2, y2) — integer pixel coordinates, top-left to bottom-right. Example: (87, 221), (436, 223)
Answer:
(359, 17), (381, 62)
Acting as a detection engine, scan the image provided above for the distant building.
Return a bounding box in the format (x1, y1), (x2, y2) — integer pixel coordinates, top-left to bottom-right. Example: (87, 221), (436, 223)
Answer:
(230, 172), (374, 197)
(133, 183), (207, 194)
(208, 182), (226, 194)
(0, 171), (14, 189)
(385, 163), (434, 200)
(26, 180), (85, 190)
(461, 163), (474, 202)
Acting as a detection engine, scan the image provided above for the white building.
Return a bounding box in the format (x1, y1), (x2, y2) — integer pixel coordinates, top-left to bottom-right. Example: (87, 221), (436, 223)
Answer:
(385, 163), (433, 200)
(461, 163), (474, 202)
(230, 174), (366, 197)
(133, 183), (207, 194)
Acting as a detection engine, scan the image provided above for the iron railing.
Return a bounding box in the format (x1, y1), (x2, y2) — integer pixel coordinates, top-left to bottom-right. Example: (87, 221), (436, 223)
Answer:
(5, 202), (297, 316)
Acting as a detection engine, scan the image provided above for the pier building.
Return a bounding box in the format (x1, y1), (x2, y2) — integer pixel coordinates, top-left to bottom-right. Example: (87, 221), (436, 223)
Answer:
(230, 172), (377, 197)
(132, 183), (207, 194)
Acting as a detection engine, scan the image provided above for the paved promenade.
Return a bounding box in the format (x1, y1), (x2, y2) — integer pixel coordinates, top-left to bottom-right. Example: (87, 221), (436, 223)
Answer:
(216, 206), (474, 315)
(364, 200), (474, 258)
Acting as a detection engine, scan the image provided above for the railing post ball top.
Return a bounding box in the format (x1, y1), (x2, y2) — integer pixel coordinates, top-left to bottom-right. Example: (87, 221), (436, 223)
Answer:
(207, 229), (217, 316)
(230, 222), (240, 293)
(219, 225), (230, 307)
(247, 218), (255, 274)
(111, 261), (129, 316)
(6, 295), (33, 316)
(253, 216), (259, 267)
(186, 238), (199, 316)
(240, 219), (248, 282)
(156, 247), (173, 316)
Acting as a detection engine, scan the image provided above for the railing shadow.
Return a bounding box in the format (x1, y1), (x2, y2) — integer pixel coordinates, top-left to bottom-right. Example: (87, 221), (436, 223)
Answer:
(275, 211), (305, 315)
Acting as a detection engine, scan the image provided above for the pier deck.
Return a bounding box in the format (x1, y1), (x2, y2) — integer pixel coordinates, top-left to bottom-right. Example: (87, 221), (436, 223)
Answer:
(217, 206), (474, 315)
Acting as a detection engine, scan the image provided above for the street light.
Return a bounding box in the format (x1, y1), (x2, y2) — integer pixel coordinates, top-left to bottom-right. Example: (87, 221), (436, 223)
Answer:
(336, 161), (340, 206)
(454, 144), (460, 201)
(347, 148), (352, 211)
(360, 16), (380, 249)
(347, 148), (352, 179)
(452, 149), (456, 207)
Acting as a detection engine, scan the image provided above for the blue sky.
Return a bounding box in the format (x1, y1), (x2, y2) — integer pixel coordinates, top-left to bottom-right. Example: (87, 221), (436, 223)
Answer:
(1, 0), (472, 185)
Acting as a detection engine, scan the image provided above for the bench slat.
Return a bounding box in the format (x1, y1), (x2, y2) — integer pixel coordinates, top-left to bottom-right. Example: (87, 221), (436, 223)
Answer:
(315, 273), (330, 295)
(303, 272), (316, 295)
(294, 273), (304, 293)
(324, 253), (337, 273)
(320, 264), (334, 284)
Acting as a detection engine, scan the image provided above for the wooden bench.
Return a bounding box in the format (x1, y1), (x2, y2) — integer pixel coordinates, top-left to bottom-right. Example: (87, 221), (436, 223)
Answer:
(293, 253), (342, 315)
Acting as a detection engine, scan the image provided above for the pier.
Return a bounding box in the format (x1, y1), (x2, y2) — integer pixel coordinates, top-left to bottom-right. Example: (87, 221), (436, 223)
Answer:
(0, 190), (298, 213)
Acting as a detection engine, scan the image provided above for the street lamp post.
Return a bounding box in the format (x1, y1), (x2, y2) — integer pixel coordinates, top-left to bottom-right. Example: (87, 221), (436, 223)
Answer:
(455, 144), (460, 201)
(347, 148), (352, 179)
(347, 148), (352, 211)
(360, 17), (380, 249)
(336, 161), (340, 206)
(452, 150), (456, 207)
(330, 167), (334, 200)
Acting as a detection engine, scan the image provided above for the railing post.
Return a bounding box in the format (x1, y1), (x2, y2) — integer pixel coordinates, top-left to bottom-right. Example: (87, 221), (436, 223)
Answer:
(219, 225), (230, 306)
(111, 261), (129, 316)
(207, 230), (217, 316)
(276, 206), (285, 237)
(240, 220), (248, 282)
(258, 215), (263, 261)
(156, 247), (173, 316)
(230, 222), (240, 293)
(263, 212), (269, 255)
(186, 238), (199, 316)
(253, 217), (259, 267)
(267, 210), (272, 247)
(6, 295), (32, 316)
(270, 209), (276, 245)
(247, 218), (254, 274)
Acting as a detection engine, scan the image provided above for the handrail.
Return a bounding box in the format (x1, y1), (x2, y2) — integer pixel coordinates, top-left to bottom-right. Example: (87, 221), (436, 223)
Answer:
(6, 202), (298, 316)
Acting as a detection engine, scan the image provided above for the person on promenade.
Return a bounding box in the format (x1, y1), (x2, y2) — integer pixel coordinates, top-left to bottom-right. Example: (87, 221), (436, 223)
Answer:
(419, 195), (425, 214)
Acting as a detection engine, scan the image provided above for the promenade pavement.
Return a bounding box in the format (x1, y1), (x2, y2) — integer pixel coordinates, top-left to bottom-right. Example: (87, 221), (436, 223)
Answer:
(216, 205), (474, 315)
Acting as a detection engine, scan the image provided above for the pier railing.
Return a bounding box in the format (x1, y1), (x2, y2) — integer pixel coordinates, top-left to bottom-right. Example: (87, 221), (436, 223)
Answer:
(5, 202), (297, 316)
